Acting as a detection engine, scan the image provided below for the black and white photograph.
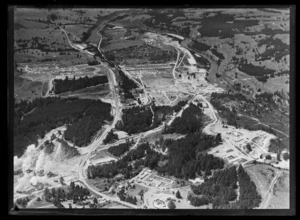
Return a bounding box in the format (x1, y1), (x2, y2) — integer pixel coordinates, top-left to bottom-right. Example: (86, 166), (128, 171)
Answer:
(8, 6), (295, 215)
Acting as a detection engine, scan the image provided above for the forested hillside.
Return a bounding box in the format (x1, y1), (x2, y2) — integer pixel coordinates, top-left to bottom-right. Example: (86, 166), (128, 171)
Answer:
(54, 75), (108, 94)
(163, 103), (204, 134)
(14, 97), (112, 156)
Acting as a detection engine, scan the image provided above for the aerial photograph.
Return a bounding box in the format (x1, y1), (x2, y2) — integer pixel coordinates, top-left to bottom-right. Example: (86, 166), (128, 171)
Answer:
(12, 7), (291, 212)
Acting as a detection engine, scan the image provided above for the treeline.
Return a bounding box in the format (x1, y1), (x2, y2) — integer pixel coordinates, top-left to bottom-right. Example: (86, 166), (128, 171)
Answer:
(255, 92), (275, 104)
(87, 142), (162, 179)
(54, 75), (108, 94)
(152, 100), (187, 127)
(190, 41), (210, 51)
(88, 123), (223, 181)
(256, 37), (289, 62)
(116, 106), (153, 135)
(190, 51), (211, 69)
(187, 193), (210, 207)
(243, 123), (276, 135)
(14, 97), (93, 156)
(103, 130), (119, 144)
(43, 181), (90, 206)
(163, 103), (204, 134)
(64, 101), (113, 147)
(107, 140), (133, 157)
(190, 165), (262, 209)
(211, 92), (249, 101)
(268, 138), (287, 153)
(190, 166), (238, 208)
(15, 197), (30, 208)
(14, 97), (112, 156)
(210, 99), (238, 127)
(235, 165), (261, 209)
(238, 61), (275, 83)
(211, 48), (225, 60)
(156, 132), (223, 179)
(117, 188), (138, 205)
(118, 70), (139, 99)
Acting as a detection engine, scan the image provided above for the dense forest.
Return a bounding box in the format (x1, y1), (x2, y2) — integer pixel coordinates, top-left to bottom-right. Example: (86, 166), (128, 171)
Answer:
(234, 165), (261, 209)
(88, 128), (223, 181)
(107, 140), (133, 157)
(152, 100), (187, 127)
(187, 193), (210, 207)
(86, 96), (224, 183)
(211, 48), (225, 60)
(117, 187), (138, 205)
(118, 70), (139, 99)
(43, 181), (90, 207)
(14, 97), (112, 156)
(190, 166), (238, 208)
(54, 75), (108, 94)
(197, 12), (259, 38)
(237, 61), (275, 83)
(190, 165), (262, 209)
(190, 41), (210, 52)
(103, 130), (119, 144)
(87, 142), (161, 179)
(116, 106), (153, 135)
(163, 103), (204, 134)
(117, 100), (190, 135)
(157, 132), (223, 179)
(64, 101), (113, 146)
(256, 37), (289, 62)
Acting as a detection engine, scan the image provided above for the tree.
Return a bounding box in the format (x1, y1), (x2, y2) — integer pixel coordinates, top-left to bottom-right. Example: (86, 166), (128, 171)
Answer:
(60, 176), (65, 185)
(176, 190), (182, 199)
(138, 189), (144, 200)
(70, 181), (75, 191)
(168, 200), (176, 209)
(51, 188), (56, 199)
(215, 133), (222, 143)
(117, 192), (126, 201)
(283, 152), (289, 160)
(51, 133), (56, 140)
(44, 187), (51, 202)
(246, 143), (252, 152)
(266, 155), (272, 160)
(93, 197), (98, 204)
(277, 152), (281, 161)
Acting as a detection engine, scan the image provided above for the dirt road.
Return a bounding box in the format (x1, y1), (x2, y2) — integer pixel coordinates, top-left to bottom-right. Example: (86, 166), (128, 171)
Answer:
(259, 171), (282, 209)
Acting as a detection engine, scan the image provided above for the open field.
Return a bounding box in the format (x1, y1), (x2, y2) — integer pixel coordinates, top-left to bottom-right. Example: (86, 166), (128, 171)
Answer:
(14, 77), (45, 102)
(245, 164), (289, 209)
(267, 171), (289, 209)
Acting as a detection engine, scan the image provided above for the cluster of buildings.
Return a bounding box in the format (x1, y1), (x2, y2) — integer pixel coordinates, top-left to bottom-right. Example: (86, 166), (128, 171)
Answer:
(133, 168), (175, 190)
